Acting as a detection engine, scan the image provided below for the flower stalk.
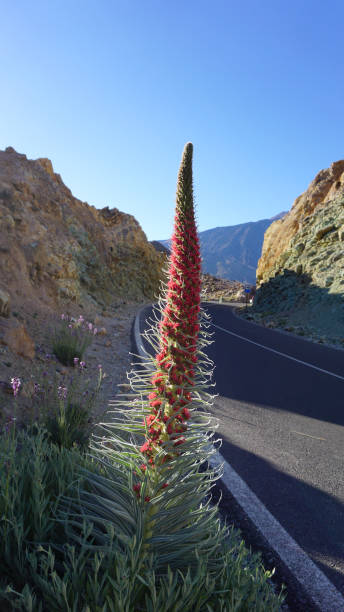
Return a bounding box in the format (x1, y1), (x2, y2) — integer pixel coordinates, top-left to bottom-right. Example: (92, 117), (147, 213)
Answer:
(137, 142), (202, 494)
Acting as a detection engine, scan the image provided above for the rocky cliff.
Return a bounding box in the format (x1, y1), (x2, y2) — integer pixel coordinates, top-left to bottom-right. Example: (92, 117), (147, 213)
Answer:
(250, 161), (344, 347)
(0, 147), (163, 316)
(257, 161), (344, 288)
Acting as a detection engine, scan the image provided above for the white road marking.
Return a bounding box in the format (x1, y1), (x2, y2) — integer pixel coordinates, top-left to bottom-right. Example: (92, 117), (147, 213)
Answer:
(211, 322), (344, 381)
(291, 431), (326, 441)
(210, 452), (344, 612)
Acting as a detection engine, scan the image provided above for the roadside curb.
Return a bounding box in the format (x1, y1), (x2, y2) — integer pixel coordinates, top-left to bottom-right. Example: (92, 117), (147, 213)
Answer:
(132, 305), (344, 612)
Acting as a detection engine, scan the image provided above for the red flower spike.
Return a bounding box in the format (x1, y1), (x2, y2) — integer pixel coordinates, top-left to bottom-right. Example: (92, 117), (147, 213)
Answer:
(140, 143), (201, 470)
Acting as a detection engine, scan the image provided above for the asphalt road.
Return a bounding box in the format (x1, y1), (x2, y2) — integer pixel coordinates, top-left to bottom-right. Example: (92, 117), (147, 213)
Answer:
(138, 302), (344, 597)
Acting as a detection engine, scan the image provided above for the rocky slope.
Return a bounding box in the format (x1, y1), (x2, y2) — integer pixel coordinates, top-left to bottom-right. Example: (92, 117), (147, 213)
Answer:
(160, 212), (286, 284)
(0, 147), (163, 316)
(201, 273), (255, 303)
(247, 161), (344, 348)
(0, 146), (165, 424)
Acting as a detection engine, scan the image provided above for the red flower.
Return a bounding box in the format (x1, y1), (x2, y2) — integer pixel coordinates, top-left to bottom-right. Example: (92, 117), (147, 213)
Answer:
(183, 408), (191, 420)
(140, 143), (201, 468)
(145, 415), (156, 426)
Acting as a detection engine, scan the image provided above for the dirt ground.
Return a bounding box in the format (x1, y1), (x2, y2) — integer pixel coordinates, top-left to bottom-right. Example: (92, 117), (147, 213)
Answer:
(0, 301), (144, 427)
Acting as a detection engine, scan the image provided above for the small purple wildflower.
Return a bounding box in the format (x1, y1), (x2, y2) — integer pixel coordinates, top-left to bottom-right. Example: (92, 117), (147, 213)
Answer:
(98, 364), (102, 370)
(61, 314), (65, 320)
(93, 328), (98, 335)
(73, 357), (79, 366)
(79, 361), (86, 370)
(42, 371), (48, 377)
(57, 385), (68, 400)
(11, 377), (21, 397)
(88, 322), (93, 331)
(2, 420), (14, 435)
(68, 324), (73, 329)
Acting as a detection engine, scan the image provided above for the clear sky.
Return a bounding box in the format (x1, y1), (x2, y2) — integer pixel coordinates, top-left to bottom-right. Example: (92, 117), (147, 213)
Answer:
(1, 0), (344, 241)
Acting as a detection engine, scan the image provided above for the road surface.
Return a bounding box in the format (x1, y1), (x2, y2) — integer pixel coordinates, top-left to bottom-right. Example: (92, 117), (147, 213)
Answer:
(137, 302), (344, 600)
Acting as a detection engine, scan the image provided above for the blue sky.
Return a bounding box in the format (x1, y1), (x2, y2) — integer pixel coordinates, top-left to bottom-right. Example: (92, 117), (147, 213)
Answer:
(1, 0), (343, 241)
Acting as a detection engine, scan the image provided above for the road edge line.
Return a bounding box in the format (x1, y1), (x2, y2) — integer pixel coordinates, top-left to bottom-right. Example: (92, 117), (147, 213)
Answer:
(209, 452), (344, 612)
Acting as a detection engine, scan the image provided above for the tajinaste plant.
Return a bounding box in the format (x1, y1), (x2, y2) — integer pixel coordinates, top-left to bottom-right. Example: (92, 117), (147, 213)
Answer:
(137, 142), (203, 491)
(58, 142), (224, 575)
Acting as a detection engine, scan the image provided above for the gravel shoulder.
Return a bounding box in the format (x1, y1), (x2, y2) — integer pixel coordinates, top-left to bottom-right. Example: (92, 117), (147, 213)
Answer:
(231, 303), (344, 352)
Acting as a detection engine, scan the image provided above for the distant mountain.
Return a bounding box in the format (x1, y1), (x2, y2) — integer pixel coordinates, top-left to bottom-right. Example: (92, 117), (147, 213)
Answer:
(159, 212), (287, 284)
(150, 240), (170, 255)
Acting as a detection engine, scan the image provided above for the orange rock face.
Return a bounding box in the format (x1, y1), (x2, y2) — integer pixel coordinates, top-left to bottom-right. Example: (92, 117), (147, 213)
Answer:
(0, 147), (164, 315)
(257, 160), (344, 287)
(0, 319), (35, 359)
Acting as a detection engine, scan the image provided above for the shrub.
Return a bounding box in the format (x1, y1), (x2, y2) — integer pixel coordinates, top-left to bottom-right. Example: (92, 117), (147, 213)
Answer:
(52, 314), (96, 366)
(0, 426), (94, 609)
(32, 361), (105, 449)
(1, 359), (105, 450)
